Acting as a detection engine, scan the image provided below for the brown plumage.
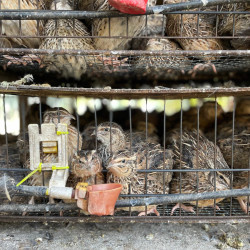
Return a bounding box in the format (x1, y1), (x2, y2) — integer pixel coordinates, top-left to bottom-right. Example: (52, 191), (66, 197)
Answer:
(168, 129), (230, 215)
(39, 0), (96, 80)
(69, 150), (104, 187)
(0, 0), (46, 48)
(24, 107), (82, 205)
(135, 121), (159, 144)
(132, 0), (163, 50)
(184, 101), (224, 135)
(95, 121), (159, 166)
(135, 38), (189, 70)
(79, 0), (146, 50)
(218, 3), (250, 50)
(107, 145), (173, 216)
(81, 123), (97, 150)
(166, 101), (224, 137)
(164, 0), (222, 71)
(217, 98), (250, 213)
(0, 38), (13, 48)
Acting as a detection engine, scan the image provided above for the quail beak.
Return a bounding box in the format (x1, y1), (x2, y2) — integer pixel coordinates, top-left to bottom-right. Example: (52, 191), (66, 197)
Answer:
(70, 114), (76, 120)
(107, 162), (126, 177)
(91, 131), (96, 137)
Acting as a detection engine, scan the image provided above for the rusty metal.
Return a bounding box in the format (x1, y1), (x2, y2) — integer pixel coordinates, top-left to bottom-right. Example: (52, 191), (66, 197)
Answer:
(0, 86), (249, 99)
(2, 189), (249, 213)
(0, 0), (247, 20)
(0, 216), (249, 223)
(0, 204), (78, 213)
(0, 48), (249, 56)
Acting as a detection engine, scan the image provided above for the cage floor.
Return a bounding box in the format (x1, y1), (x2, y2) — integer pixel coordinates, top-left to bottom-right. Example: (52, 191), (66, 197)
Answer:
(1, 50), (250, 83)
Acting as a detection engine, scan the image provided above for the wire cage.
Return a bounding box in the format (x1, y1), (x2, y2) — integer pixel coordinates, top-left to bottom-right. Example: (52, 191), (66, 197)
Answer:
(0, 0), (249, 223)
(0, 0), (249, 84)
(0, 86), (249, 223)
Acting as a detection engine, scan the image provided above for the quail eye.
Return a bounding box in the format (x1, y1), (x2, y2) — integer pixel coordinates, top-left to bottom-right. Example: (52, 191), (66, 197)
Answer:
(121, 159), (126, 163)
(104, 128), (109, 132)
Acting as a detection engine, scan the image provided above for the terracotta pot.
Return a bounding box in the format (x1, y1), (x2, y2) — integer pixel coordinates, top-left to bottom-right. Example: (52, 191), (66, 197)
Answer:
(87, 183), (122, 216)
(108, 0), (148, 14)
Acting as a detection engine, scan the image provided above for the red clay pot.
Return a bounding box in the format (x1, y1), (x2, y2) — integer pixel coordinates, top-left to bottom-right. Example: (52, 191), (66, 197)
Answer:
(87, 183), (122, 216)
(108, 0), (148, 14)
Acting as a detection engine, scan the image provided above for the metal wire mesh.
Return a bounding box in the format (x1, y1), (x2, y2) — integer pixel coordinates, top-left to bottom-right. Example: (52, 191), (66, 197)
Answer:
(0, 0), (249, 81)
(0, 87), (249, 222)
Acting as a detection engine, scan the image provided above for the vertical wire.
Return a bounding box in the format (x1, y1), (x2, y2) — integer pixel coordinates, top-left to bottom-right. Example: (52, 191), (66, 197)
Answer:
(57, 97), (60, 123)
(229, 98), (236, 216)
(161, 13), (165, 38)
(213, 98), (218, 216)
(195, 103), (200, 216)
(129, 100), (132, 155)
(18, 0), (22, 38)
(20, 96), (26, 165)
(247, 154), (250, 215)
(163, 99), (166, 216)
(126, 16), (129, 38)
(75, 97), (80, 154)
(39, 98), (45, 187)
(109, 99), (113, 156)
(145, 98), (148, 215)
(0, 0), (2, 36)
(3, 95), (9, 168)
(232, 4), (236, 37)
(196, 9), (200, 37)
(108, 3), (111, 38)
(180, 14), (183, 37)
(36, 0), (39, 40)
(39, 98), (43, 130)
(179, 99), (183, 216)
(129, 101), (132, 216)
(215, 5), (219, 37)
(94, 100), (98, 151)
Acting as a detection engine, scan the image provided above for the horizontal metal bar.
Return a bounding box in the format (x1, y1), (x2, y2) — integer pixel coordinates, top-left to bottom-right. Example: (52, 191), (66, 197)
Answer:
(0, 0), (247, 20)
(137, 168), (250, 173)
(0, 203), (78, 213)
(0, 48), (249, 57)
(1, 168), (249, 173)
(0, 215), (249, 223)
(0, 86), (249, 99)
(0, 168), (29, 172)
(0, 35), (249, 40)
(2, 183), (250, 207)
(116, 189), (250, 207)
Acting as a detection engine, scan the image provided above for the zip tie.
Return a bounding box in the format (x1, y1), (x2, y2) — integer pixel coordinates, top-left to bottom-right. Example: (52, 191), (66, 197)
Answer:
(57, 131), (69, 135)
(51, 166), (69, 171)
(16, 163), (42, 187)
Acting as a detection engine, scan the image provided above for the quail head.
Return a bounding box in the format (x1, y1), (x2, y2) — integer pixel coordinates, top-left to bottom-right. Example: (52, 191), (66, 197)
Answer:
(95, 121), (160, 167)
(43, 107), (75, 126)
(168, 129), (230, 215)
(70, 150), (104, 186)
(95, 122), (127, 166)
(107, 145), (173, 216)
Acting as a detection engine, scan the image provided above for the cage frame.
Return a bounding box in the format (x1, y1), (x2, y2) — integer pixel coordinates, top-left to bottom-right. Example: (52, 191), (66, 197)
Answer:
(0, 86), (250, 223)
